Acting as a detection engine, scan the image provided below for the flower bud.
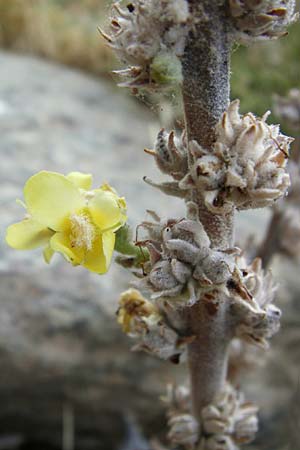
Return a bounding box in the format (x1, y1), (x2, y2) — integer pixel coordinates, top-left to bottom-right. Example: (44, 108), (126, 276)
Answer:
(146, 128), (188, 180)
(168, 414), (199, 447)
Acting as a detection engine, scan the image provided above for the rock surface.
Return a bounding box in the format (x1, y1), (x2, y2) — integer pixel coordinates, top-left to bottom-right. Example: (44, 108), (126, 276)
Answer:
(0, 52), (299, 450)
(0, 51), (185, 450)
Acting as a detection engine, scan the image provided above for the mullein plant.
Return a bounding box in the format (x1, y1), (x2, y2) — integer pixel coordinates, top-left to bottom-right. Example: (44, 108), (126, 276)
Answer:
(6, 1), (299, 449)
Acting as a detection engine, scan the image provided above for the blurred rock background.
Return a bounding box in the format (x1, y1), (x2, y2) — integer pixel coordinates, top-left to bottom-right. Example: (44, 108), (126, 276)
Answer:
(0, 0), (300, 116)
(0, 1), (299, 450)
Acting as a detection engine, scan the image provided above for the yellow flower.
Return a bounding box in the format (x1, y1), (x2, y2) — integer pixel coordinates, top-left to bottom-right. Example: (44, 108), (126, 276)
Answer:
(6, 171), (127, 274)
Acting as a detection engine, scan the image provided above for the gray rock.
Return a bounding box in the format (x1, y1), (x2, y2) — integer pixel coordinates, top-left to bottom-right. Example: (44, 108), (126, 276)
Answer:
(0, 51), (299, 450)
(0, 52), (184, 450)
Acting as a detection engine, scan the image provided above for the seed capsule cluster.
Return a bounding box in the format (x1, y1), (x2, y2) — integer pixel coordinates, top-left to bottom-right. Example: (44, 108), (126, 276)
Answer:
(179, 100), (293, 213)
(102, 0), (191, 87)
(165, 383), (258, 450)
(168, 414), (199, 447)
(135, 205), (237, 305)
(199, 383), (258, 450)
(232, 257), (281, 349)
(229, 0), (298, 43)
(119, 216), (280, 362)
(165, 384), (199, 448)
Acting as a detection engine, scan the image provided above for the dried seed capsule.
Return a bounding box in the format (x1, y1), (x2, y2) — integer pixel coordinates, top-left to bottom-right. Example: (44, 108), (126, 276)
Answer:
(117, 289), (187, 362)
(232, 256), (281, 348)
(136, 207), (238, 304)
(147, 128), (188, 179)
(229, 0), (298, 43)
(168, 413), (199, 447)
(102, 0), (192, 88)
(200, 383), (258, 449)
(180, 100), (293, 213)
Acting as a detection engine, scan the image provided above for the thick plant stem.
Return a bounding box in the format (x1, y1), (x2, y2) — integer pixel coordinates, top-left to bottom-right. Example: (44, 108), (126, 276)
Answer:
(181, 0), (234, 419)
(187, 300), (231, 419)
(182, 1), (231, 148)
(182, 0), (234, 249)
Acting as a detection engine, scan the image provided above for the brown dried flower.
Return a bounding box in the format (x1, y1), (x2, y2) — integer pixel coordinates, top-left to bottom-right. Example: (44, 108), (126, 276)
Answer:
(117, 288), (157, 333)
(117, 288), (187, 361)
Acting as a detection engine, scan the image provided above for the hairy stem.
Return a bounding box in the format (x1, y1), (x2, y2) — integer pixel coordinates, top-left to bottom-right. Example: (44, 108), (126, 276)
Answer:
(182, 0), (234, 248)
(181, 0), (234, 419)
(187, 300), (232, 419)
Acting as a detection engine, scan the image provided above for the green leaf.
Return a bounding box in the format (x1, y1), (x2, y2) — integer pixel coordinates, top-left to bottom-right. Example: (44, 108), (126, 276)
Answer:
(115, 225), (149, 267)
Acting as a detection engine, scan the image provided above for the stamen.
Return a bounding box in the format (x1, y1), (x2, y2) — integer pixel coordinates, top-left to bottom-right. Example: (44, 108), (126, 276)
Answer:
(70, 213), (95, 251)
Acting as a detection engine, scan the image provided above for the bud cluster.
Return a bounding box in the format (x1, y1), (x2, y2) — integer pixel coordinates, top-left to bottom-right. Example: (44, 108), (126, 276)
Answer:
(135, 205), (237, 306)
(229, 0), (298, 43)
(179, 100), (293, 213)
(102, 0), (192, 87)
(164, 384), (198, 448)
(168, 413), (199, 448)
(165, 383), (258, 450)
(199, 383), (258, 450)
(232, 257), (281, 349)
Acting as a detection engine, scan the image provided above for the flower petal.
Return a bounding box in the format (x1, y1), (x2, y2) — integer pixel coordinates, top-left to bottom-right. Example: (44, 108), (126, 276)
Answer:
(83, 231), (115, 274)
(100, 183), (118, 195)
(89, 189), (125, 232)
(43, 245), (55, 264)
(6, 218), (54, 250)
(50, 231), (85, 266)
(103, 230), (116, 267)
(24, 171), (85, 231)
(66, 172), (93, 190)
(100, 184), (127, 216)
